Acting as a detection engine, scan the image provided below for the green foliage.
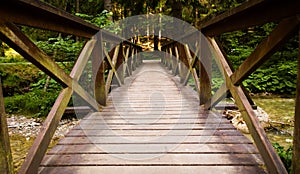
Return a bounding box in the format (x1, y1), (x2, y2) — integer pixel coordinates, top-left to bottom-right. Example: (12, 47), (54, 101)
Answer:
(273, 143), (293, 173)
(36, 36), (84, 62)
(0, 64), (41, 96)
(219, 22), (298, 95)
(76, 10), (113, 28)
(243, 61), (297, 94)
(4, 89), (60, 117)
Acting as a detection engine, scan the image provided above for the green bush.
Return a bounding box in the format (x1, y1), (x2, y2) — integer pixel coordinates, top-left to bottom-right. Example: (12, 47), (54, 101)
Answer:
(4, 89), (60, 117)
(273, 143), (293, 173)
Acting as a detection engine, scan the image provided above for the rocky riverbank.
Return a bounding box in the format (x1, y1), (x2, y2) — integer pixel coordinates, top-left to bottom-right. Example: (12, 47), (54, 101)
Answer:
(7, 115), (80, 140)
(7, 115), (80, 173)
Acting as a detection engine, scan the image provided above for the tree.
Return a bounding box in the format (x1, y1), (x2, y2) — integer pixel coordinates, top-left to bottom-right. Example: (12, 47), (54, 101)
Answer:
(0, 40), (5, 57)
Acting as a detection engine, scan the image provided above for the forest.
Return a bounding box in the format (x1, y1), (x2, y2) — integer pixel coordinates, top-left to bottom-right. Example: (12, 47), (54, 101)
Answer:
(0, 1), (298, 172)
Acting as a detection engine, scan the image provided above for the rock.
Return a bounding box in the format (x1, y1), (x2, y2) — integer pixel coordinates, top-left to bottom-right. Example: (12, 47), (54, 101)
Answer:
(223, 106), (270, 134)
(7, 115), (80, 140)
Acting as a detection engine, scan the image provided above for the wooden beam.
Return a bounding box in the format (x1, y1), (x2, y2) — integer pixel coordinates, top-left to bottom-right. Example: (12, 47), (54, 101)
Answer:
(209, 37), (287, 174)
(0, 0), (99, 38)
(19, 32), (104, 173)
(199, 0), (300, 36)
(70, 40), (96, 81)
(91, 33), (106, 106)
(0, 21), (100, 111)
(105, 46), (121, 94)
(19, 87), (73, 174)
(292, 27), (300, 174)
(231, 17), (300, 85)
(0, 78), (14, 174)
(199, 37), (212, 105)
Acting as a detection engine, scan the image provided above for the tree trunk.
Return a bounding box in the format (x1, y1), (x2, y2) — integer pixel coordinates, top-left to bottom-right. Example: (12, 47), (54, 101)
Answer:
(104, 0), (112, 20)
(169, 0), (182, 19)
(0, 40), (5, 57)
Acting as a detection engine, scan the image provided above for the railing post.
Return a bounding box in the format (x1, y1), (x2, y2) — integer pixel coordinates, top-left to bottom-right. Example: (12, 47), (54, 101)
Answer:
(92, 33), (106, 106)
(178, 44), (189, 83)
(173, 45), (179, 75)
(199, 37), (211, 105)
(0, 78), (14, 174)
(132, 48), (136, 71)
(116, 43), (124, 85)
(292, 27), (300, 174)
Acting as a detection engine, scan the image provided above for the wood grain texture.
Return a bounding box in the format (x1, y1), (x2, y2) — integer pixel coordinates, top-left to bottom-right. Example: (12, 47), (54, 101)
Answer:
(40, 61), (265, 174)
(0, 78), (14, 174)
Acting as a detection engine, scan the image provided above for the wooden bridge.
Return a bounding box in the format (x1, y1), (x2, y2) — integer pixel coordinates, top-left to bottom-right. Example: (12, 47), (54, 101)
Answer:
(0, 0), (300, 174)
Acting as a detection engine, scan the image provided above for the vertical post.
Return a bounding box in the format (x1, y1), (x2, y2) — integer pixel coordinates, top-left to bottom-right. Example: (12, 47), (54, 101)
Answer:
(199, 37), (211, 105)
(178, 44), (189, 83)
(127, 46), (132, 76)
(116, 44), (124, 85)
(292, 27), (300, 174)
(0, 78), (14, 174)
(93, 33), (106, 106)
(132, 48), (136, 71)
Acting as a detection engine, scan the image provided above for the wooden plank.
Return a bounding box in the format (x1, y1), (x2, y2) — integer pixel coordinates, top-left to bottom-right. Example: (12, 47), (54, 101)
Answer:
(64, 129), (241, 137)
(199, 0), (300, 36)
(47, 143), (258, 154)
(0, 78), (14, 174)
(64, 106), (92, 114)
(0, 21), (100, 111)
(230, 17), (299, 85)
(41, 153), (263, 166)
(76, 124), (235, 130)
(57, 135), (252, 144)
(292, 27), (300, 174)
(208, 37), (287, 174)
(19, 88), (73, 174)
(0, 0), (99, 38)
(39, 166), (266, 174)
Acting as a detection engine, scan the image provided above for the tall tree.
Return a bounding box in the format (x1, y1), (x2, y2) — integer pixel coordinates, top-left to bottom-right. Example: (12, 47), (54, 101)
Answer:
(168, 0), (183, 19)
(0, 41), (4, 57)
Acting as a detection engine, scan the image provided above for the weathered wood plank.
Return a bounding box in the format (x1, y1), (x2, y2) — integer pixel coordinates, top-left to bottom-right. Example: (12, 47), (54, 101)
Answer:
(64, 129), (242, 137)
(0, 78), (14, 174)
(208, 37), (287, 174)
(0, 0), (99, 38)
(39, 166), (266, 174)
(199, 0), (300, 36)
(57, 135), (252, 144)
(292, 27), (300, 174)
(47, 143), (258, 154)
(41, 153), (264, 166)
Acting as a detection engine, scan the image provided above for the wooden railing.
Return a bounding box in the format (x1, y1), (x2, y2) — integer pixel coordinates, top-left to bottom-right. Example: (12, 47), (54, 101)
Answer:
(161, 0), (300, 174)
(0, 1), (141, 174)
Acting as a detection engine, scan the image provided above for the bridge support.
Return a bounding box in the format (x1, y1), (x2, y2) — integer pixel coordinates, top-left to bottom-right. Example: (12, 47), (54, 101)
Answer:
(0, 78), (14, 174)
(292, 27), (300, 174)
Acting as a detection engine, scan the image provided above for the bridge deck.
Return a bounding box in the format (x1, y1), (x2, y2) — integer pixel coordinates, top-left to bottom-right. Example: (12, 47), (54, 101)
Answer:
(39, 60), (266, 174)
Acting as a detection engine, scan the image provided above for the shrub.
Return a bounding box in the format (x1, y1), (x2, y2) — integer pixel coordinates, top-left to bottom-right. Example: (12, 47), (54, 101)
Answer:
(273, 143), (293, 173)
(4, 89), (60, 117)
